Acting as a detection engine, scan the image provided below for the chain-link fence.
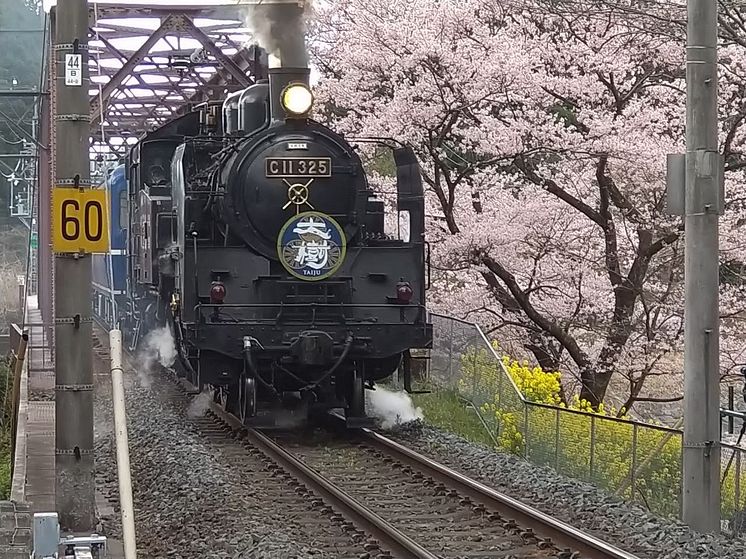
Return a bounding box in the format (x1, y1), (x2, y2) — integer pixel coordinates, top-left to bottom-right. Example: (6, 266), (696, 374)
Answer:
(414, 312), (746, 529)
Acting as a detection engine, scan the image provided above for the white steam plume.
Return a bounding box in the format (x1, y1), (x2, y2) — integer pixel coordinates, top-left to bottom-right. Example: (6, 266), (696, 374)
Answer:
(367, 387), (424, 429)
(135, 326), (177, 388)
(188, 390), (213, 418)
(242, 1), (314, 67)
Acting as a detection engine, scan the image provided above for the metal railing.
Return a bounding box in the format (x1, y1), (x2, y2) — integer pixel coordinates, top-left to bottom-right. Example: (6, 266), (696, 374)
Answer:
(416, 313), (746, 530)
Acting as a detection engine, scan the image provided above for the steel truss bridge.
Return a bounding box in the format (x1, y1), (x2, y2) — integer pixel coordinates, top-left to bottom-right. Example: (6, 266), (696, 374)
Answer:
(31, 1), (275, 342)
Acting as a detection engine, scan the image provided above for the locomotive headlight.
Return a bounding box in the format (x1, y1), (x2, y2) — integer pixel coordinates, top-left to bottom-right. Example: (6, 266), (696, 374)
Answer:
(281, 83), (313, 116)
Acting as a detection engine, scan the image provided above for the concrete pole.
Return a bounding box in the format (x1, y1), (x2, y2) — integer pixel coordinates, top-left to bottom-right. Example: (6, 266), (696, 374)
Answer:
(53, 0), (95, 531)
(109, 330), (138, 558)
(682, 0), (721, 533)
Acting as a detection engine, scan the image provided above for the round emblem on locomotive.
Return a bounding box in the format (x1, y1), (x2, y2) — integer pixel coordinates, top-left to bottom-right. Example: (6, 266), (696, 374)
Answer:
(277, 211), (347, 281)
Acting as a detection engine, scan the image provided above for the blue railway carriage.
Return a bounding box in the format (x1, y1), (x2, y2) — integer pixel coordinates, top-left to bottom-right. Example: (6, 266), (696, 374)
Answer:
(91, 164), (128, 327)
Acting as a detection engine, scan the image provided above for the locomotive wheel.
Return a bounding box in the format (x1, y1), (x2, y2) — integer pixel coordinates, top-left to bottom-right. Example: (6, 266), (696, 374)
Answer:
(239, 376), (257, 423)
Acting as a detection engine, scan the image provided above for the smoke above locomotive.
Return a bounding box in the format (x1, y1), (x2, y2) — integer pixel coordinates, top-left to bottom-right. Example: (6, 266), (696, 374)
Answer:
(242, 0), (312, 68)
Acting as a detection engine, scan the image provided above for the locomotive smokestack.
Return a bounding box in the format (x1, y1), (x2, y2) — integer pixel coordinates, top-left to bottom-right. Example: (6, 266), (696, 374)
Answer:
(246, 1), (309, 68)
(243, 1), (312, 122)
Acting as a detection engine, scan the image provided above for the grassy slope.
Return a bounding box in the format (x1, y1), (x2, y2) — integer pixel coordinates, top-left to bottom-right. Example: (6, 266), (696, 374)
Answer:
(412, 389), (496, 448)
(0, 359), (11, 498)
(0, 227), (26, 496)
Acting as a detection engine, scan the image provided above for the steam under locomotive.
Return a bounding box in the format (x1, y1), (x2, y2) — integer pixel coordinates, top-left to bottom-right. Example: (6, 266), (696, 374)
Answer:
(102, 47), (432, 426)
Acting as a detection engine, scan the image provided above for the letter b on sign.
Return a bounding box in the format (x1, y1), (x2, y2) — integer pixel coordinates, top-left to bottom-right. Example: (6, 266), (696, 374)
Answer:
(52, 188), (109, 253)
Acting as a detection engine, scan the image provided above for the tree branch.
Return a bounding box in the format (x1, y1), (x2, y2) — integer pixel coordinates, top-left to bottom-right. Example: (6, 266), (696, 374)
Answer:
(513, 155), (604, 227)
(481, 254), (592, 371)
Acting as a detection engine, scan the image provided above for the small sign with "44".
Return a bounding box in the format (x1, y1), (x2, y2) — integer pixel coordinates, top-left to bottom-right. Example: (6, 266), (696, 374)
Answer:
(65, 54), (82, 86)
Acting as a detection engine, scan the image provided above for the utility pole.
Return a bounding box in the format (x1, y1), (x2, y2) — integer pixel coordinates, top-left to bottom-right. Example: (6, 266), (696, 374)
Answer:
(682, 0), (721, 533)
(53, 0), (95, 531)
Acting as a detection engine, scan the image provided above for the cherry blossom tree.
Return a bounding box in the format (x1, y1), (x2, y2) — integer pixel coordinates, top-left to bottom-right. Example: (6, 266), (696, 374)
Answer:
(308, 0), (746, 413)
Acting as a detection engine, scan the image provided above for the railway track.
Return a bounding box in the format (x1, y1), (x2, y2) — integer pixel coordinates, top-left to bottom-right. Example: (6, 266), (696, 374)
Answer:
(197, 380), (641, 559)
(93, 325), (641, 559)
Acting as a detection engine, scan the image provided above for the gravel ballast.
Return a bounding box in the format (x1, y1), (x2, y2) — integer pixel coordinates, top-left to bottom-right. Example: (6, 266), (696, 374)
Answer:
(92, 339), (746, 559)
(94, 359), (333, 559)
(383, 419), (746, 559)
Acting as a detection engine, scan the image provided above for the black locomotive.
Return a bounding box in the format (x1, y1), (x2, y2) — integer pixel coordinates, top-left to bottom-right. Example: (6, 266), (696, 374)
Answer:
(122, 57), (432, 426)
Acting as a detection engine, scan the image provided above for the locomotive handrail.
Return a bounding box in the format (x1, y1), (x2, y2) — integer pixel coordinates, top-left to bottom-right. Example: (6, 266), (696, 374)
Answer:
(192, 302), (432, 329)
(345, 136), (407, 149)
(424, 240), (431, 290)
(196, 303), (429, 309)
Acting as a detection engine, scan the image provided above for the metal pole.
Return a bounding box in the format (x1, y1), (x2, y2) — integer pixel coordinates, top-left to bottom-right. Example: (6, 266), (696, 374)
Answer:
(110, 330), (138, 559)
(40, 18), (54, 364)
(682, 0), (721, 533)
(53, 0), (95, 531)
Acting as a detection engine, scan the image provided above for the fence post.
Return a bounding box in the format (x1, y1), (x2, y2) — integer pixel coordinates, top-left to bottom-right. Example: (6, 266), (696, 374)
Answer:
(737, 450), (742, 512)
(729, 386), (735, 434)
(554, 407), (560, 471)
(471, 331), (478, 403)
(17, 276), (24, 314)
(523, 404), (529, 459)
(679, 436), (684, 520)
(447, 319), (454, 384)
(630, 423), (638, 502)
(497, 354), (504, 409)
(616, 417), (682, 498)
(589, 414), (596, 481)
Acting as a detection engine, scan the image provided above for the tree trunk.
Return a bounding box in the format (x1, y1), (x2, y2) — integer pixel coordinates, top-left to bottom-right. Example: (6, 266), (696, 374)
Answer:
(578, 366), (604, 408)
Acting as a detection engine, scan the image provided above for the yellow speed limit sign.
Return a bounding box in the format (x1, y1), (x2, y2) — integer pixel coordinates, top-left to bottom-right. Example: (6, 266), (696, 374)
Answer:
(52, 188), (110, 253)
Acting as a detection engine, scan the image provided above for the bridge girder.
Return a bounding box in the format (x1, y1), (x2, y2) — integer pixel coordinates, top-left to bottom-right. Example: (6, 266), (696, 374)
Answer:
(84, 2), (266, 155)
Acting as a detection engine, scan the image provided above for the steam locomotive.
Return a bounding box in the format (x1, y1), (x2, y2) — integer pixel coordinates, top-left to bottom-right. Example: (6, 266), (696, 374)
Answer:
(93, 56), (432, 426)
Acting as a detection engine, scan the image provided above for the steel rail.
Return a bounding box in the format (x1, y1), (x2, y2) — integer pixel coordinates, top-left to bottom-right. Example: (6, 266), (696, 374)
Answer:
(362, 429), (642, 559)
(98, 317), (640, 559)
(207, 400), (438, 559)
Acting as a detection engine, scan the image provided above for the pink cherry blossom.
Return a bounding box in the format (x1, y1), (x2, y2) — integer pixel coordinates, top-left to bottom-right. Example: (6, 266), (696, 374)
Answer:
(309, 0), (746, 414)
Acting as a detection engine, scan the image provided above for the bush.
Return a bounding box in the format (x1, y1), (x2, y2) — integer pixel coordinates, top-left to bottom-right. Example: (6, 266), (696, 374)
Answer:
(417, 344), (746, 521)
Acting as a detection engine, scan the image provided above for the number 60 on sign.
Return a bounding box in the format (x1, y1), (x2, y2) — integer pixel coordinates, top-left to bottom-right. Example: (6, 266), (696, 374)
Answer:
(52, 188), (110, 253)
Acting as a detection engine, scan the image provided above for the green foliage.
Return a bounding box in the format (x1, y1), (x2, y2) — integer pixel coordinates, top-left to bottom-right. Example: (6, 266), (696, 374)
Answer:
(0, 0), (44, 219)
(417, 344), (746, 521)
(0, 226), (26, 334)
(412, 390), (496, 448)
(0, 1), (43, 89)
(366, 147), (397, 177)
(0, 358), (12, 499)
(0, 226), (27, 264)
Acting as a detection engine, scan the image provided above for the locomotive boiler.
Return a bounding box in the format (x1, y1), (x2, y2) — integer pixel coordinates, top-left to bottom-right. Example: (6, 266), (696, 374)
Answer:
(123, 34), (432, 426)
